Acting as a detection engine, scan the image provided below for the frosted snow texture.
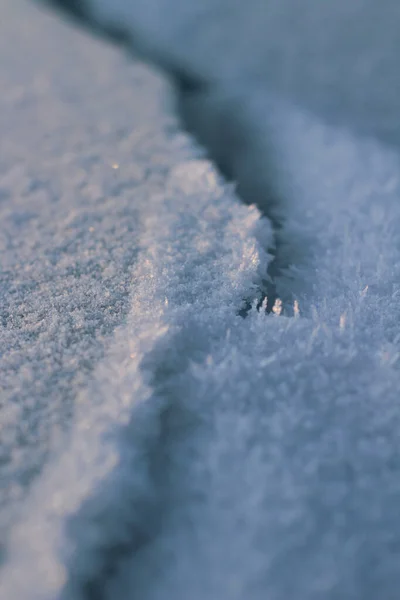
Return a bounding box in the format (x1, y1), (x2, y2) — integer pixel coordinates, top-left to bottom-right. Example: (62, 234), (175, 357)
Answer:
(2, 0), (400, 599)
(67, 0), (400, 278)
(0, 0), (185, 542)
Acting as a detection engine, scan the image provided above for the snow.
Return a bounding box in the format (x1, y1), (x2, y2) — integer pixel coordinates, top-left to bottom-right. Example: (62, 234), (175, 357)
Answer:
(0, 0), (179, 544)
(86, 0), (400, 146)
(2, 0), (400, 598)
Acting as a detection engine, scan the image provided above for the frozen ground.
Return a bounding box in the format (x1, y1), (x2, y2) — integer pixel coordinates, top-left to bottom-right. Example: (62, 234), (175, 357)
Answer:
(2, 0), (400, 598)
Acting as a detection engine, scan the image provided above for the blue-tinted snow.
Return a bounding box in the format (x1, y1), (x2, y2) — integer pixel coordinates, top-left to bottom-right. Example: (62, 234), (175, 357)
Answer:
(0, 0), (187, 542)
(2, 1), (400, 599)
(86, 0), (400, 146)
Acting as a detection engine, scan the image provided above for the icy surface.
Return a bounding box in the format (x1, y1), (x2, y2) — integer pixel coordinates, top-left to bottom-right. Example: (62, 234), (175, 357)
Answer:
(2, 0), (400, 599)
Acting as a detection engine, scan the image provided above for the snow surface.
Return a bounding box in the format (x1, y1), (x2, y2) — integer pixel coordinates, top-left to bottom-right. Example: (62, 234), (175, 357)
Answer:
(86, 0), (400, 146)
(0, 0), (184, 542)
(2, 0), (400, 599)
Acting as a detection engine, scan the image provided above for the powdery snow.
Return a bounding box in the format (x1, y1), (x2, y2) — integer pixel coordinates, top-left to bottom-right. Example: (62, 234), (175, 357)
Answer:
(2, 1), (400, 599)
(0, 0), (181, 541)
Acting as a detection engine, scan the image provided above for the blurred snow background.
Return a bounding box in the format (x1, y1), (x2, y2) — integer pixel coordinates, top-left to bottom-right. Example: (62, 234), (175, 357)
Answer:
(1, 0), (400, 598)
(85, 0), (400, 144)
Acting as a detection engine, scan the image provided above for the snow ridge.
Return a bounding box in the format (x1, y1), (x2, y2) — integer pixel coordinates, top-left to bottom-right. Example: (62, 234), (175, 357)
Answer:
(0, 154), (270, 599)
(3, 1), (400, 599)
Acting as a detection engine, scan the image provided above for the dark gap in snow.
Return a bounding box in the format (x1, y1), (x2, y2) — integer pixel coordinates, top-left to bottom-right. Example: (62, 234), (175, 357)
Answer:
(62, 327), (213, 600)
(77, 473), (162, 600)
(39, 0), (132, 46)
(40, 0), (91, 26)
(172, 78), (285, 315)
(62, 401), (169, 600)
